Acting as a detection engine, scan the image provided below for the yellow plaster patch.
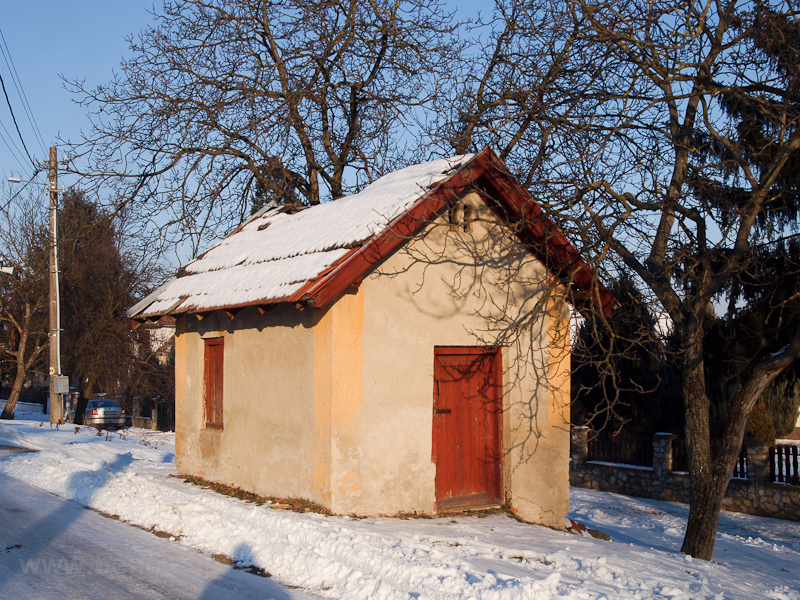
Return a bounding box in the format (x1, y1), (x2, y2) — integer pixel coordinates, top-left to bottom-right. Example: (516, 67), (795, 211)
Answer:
(547, 289), (571, 426)
(312, 308), (333, 504)
(330, 288), (365, 510)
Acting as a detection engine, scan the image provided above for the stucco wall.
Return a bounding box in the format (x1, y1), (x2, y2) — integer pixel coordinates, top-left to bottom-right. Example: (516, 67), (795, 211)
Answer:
(174, 305), (328, 504)
(314, 289), (364, 511)
(350, 191), (571, 526)
(503, 295), (571, 527)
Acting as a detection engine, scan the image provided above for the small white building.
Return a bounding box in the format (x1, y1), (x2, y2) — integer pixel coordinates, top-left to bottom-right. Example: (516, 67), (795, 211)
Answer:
(129, 148), (613, 526)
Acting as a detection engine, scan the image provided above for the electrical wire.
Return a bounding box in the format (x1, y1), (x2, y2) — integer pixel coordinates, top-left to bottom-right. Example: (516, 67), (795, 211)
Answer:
(0, 29), (46, 155)
(0, 119), (29, 172)
(0, 177), (37, 213)
(0, 69), (36, 169)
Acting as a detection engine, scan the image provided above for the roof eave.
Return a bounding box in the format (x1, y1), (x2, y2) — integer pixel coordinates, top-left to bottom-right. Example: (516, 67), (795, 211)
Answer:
(130, 148), (615, 321)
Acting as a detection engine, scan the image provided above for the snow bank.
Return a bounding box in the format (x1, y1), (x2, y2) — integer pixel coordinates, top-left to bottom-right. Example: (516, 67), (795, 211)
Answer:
(1, 418), (798, 600)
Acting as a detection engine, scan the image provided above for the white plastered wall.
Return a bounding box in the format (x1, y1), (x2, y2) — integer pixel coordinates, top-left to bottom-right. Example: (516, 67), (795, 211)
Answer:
(336, 190), (571, 526)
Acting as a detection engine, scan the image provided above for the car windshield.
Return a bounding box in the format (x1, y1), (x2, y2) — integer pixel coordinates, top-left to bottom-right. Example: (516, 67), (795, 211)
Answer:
(89, 400), (120, 409)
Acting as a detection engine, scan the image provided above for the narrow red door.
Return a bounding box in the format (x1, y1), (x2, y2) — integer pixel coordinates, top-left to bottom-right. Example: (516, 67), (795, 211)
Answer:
(204, 338), (224, 429)
(433, 347), (502, 509)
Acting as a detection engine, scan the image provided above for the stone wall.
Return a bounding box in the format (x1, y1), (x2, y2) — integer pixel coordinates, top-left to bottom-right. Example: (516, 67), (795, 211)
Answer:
(571, 427), (800, 521)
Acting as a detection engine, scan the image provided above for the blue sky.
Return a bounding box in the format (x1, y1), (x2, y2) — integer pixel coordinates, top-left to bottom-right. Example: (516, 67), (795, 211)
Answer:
(0, 0), (488, 189)
(0, 1), (154, 183)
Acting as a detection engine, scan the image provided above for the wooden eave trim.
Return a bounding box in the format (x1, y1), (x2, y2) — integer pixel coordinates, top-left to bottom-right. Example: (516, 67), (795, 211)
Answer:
(434, 345), (500, 355)
(474, 152), (616, 317)
(129, 314), (176, 330)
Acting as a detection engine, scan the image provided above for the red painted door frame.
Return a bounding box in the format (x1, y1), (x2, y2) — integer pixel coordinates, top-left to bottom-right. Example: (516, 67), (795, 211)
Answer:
(433, 346), (503, 509)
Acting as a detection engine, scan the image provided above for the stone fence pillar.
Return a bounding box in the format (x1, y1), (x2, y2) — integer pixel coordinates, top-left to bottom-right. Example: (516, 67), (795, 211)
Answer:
(653, 433), (675, 478)
(571, 426), (589, 464)
(747, 443), (771, 484)
(132, 397), (143, 419)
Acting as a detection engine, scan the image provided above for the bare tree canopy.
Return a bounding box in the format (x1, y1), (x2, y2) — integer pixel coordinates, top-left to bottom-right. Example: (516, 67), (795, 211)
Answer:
(58, 0), (800, 560)
(67, 0), (462, 252)
(440, 0), (800, 559)
(0, 190), (48, 420)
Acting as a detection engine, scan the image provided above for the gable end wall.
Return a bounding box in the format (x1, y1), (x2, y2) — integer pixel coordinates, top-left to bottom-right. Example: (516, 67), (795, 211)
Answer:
(340, 190), (570, 525)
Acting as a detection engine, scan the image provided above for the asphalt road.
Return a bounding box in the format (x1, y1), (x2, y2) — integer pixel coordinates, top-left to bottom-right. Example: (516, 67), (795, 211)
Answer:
(0, 456), (323, 600)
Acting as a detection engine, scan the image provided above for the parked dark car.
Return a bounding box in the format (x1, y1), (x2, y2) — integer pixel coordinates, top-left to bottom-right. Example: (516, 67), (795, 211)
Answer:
(68, 399), (128, 429)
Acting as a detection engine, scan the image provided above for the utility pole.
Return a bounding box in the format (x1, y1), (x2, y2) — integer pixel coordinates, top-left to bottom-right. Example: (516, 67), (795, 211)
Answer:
(48, 146), (64, 425)
(6, 147), (67, 423)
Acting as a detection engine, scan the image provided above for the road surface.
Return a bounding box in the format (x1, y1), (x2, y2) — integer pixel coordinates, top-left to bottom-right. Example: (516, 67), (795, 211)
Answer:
(0, 454), (323, 600)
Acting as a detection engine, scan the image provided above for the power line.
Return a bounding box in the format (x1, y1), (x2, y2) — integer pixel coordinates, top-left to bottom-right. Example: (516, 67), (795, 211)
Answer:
(0, 69), (36, 169)
(0, 177), (36, 213)
(0, 29), (46, 154)
(0, 118), (29, 172)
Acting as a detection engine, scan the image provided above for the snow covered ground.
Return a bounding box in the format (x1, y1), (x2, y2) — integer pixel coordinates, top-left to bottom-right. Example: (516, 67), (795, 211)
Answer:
(1, 415), (798, 600)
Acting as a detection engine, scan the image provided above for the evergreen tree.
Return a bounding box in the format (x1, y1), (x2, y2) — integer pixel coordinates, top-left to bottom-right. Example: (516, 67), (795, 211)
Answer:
(58, 190), (140, 423)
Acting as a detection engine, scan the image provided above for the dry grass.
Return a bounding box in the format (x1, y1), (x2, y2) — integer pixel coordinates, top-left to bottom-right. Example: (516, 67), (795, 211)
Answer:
(178, 475), (332, 515)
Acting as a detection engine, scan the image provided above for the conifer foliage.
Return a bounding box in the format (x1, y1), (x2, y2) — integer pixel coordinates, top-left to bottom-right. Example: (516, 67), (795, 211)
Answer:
(57, 190), (141, 422)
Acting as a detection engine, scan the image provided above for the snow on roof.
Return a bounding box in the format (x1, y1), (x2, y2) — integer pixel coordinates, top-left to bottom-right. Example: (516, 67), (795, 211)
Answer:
(130, 155), (474, 318)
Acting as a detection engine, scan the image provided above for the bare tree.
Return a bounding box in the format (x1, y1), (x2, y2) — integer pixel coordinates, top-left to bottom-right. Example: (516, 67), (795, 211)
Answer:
(0, 190), (49, 420)
(66, 0), (463, 253)
(439, 0), (800, 559)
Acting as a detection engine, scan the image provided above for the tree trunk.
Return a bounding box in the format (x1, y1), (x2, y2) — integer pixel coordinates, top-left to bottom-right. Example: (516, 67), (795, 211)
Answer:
(679, 324), (726, 560)
(681, 415), (723, 558)
(0, 374), (23, 420)
(72, 374), (97, 425)
(0, 322), (31, 420)
(678, 318), (795, 559)
(681, 474), (725, 559)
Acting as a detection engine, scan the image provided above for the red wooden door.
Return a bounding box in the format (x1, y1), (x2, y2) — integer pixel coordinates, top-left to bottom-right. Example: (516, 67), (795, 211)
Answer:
(433, 347), (502, 509)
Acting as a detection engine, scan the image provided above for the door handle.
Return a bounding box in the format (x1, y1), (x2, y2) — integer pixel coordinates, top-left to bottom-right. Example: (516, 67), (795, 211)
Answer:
(435, 408), (452, 415)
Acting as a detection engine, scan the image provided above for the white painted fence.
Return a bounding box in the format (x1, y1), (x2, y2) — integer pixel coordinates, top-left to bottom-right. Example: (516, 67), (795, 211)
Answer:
(0, 399), (45, 414)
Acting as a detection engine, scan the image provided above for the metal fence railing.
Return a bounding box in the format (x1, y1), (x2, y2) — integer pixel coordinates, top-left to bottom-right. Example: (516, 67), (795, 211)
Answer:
(771, 445), (800, 486)
(587, 430), (653, 467)
(578, 430), (800, 487)
(672, 437), (748, 479)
